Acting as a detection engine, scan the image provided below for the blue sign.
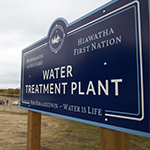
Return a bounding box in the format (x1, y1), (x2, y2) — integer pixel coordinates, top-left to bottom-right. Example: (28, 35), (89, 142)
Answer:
(20, 0), (150, 138)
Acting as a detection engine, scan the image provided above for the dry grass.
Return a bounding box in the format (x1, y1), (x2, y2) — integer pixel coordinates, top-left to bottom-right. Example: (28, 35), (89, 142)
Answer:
(0, 96), (149, 150)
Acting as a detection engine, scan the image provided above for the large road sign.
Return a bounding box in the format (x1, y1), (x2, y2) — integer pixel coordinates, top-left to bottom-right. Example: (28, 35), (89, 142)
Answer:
(20, 0), (150, 138)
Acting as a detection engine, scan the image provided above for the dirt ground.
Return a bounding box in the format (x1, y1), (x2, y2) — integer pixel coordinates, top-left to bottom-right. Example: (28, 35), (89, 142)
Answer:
(0, 96), (150, 150)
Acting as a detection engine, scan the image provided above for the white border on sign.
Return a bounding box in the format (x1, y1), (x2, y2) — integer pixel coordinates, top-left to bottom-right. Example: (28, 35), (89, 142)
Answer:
(20, 0), (150, 138)
(66, 1), (144, 121)
(21, 1), (144, 121)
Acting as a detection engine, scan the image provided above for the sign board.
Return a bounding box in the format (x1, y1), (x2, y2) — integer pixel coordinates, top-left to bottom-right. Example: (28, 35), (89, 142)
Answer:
(20, 0), (150, 138)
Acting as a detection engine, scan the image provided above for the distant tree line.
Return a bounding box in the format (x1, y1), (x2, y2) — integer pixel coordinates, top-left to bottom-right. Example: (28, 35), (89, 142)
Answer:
(0, 88), (20, 95)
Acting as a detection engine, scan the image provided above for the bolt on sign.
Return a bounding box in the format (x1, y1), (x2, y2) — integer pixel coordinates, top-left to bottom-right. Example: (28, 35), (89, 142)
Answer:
(20, 0), (150, 138)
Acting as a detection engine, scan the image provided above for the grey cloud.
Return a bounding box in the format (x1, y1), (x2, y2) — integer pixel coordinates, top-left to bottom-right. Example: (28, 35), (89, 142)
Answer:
(0, 0), (111, 89)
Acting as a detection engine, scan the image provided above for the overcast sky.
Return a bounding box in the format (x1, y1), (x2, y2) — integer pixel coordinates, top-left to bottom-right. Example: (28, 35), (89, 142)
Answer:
(0, 0), (111, 89)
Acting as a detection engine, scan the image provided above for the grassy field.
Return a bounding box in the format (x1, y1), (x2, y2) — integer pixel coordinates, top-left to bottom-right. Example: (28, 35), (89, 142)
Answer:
(0, 96), (149, 150)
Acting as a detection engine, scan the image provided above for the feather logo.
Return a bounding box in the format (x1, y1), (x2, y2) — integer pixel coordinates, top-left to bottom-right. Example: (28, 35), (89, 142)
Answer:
(49, 24), (65, 54)
(51, 35), (61, 45)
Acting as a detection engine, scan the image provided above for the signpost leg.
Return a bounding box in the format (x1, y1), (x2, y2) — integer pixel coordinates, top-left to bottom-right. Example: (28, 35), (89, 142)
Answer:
(100, 127), (129, 150)
(27, 110), (41, 150)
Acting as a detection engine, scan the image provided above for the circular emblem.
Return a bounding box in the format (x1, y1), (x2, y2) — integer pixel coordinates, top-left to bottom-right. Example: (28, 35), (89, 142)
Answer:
(49, 24), (65, 54)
